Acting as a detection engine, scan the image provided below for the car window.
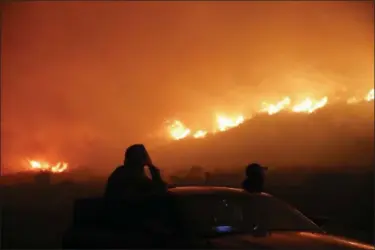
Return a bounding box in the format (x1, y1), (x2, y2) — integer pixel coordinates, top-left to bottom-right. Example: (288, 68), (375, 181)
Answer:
(177, 193), (321, 236)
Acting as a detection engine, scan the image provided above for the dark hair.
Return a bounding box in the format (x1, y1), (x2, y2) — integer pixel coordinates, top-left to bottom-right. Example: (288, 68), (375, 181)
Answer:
(124, 144), (147, 164)
(246, 163), (264, 177)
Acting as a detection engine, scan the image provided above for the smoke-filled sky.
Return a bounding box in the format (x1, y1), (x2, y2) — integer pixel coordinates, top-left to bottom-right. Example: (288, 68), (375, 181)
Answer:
(1, 1), (374, 171)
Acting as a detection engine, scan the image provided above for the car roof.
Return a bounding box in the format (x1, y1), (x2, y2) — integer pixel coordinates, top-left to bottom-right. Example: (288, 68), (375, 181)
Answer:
(167, 186), (272, 197)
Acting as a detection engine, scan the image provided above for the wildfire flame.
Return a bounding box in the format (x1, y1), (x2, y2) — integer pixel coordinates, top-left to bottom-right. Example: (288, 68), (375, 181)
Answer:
(347, 88), (374, 104)
(166, 88), (373, 140)
(167, 120), (191, 140)
(261, 97), (291, 115)
(193, 130), (208, 138)
(292, 96), (328, 114)
(365, 88), (374, 102)
(216, 114), (245, 132)
(28, 160), (68, 173)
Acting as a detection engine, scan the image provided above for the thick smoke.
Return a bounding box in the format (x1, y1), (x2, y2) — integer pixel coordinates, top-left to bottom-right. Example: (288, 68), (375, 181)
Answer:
(1, 1), (373, 173)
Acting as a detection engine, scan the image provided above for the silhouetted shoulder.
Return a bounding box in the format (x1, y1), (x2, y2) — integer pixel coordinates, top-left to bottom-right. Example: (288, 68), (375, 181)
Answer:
(112, 165), (126, 173)
(108, 165), (127, 179)
(104, 165), (129, 198)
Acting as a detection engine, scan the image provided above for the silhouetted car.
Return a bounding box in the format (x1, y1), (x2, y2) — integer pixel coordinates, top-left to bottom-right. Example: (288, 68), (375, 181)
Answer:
(62, 186), (374, 249)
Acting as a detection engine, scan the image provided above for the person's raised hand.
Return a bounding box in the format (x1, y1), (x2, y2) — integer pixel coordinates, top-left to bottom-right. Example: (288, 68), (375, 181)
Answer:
(148, 164), (160, 174)
(144, 148), (153, 167)
(147, 163), (162, 181)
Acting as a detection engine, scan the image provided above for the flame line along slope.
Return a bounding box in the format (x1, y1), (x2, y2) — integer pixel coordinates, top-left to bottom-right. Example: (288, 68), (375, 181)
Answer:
(166, 88), (374, 141)
(152, 101), (374, 169)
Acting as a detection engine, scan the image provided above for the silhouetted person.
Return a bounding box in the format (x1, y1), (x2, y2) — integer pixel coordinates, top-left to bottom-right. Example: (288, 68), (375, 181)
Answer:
(242, 163), (267, 193)
(104, 144), (167, 199)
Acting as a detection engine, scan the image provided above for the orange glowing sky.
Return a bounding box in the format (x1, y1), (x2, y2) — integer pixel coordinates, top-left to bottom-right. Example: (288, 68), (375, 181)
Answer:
(1, 1), (374, 172)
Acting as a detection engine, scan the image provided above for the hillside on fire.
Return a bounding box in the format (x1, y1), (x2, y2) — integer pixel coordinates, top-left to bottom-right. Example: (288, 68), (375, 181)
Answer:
(151, 101), (374, 170)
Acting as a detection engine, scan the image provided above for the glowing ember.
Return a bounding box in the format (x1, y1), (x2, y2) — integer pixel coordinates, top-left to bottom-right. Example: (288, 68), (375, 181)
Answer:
(28, 160), (68, 173)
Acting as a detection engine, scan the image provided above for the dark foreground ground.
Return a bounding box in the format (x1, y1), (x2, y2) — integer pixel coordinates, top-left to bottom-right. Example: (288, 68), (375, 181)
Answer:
(0, 166), (373, 248)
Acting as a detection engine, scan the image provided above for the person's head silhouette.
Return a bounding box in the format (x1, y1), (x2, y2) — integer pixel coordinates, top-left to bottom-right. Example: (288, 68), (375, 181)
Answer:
(244, 163), (267, 193)
(246, 163), (267, 178)
(123, 144), (151, 176)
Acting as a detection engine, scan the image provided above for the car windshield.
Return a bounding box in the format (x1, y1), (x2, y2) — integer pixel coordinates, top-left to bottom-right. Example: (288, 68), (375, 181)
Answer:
(176, 192), (322, 237)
